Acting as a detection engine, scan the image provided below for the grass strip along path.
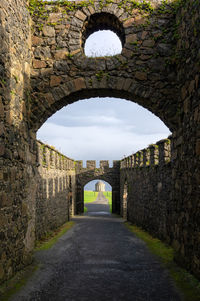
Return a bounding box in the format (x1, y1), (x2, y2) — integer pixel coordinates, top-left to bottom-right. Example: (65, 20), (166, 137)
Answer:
(0, 221), (75, 300)
(125, 222), (200, 301)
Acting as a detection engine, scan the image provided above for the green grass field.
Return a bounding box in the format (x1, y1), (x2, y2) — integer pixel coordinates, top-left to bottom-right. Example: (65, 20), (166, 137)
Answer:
(84, 190), (112, 212)
(84, 191), (98, 203)
(103, 191), (112, 212)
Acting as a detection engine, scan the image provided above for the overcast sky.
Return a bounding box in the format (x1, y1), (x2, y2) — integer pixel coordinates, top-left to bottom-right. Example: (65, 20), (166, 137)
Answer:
(37, 31), (171, 170)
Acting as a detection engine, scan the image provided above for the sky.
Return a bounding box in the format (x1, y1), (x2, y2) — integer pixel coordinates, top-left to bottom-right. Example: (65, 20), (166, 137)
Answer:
(37, 30), (171, 189)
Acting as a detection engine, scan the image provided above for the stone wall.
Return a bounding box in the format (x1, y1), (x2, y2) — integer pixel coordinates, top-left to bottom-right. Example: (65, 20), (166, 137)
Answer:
(0, 0), (35, 283)
(169, 0), (200, 278)
(120, 138), (172, 240)
(36, 141), (76, 240)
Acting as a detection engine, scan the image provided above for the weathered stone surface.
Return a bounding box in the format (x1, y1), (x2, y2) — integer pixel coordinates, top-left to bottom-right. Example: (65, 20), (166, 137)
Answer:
(143, 39), (155, 47)
(33, 60), (46, 69)
(50, 75), (62, 87)
(126, 34), (137, 44)
(75, 10), (87, 21)
(123, 18), (135, 28)
(54, 50), (69, 60)
(0, 97), (4, 119)
(47, 13), (62, 23)
(73, 78), (86, 91)
(135, 71), (147, 81)
(196, 140), (200, 155)
(32, 36), (43, 46)
(43, 26), (55, 37)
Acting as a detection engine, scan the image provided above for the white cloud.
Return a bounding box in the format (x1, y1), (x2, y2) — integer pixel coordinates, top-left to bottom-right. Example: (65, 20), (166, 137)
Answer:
(85, 30), (122, 57)
(37, 117), (170, 163)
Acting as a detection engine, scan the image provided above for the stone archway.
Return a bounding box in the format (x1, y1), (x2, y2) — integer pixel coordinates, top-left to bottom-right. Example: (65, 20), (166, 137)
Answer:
(75, 160), (120, 214)
(30, 0), (179, 133)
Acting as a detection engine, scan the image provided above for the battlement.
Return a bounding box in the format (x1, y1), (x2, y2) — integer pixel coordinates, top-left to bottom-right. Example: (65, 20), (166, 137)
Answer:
(37, 140), (75, 170)
(121, 137), (171, 169)
(75, 160), (120, 169)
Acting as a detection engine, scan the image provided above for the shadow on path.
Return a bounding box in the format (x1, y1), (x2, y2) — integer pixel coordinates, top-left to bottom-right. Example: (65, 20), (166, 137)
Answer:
(10, 192), (181, 301)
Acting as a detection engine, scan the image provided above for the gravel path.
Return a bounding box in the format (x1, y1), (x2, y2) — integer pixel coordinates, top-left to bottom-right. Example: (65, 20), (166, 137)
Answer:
(11, 192), (181, 301)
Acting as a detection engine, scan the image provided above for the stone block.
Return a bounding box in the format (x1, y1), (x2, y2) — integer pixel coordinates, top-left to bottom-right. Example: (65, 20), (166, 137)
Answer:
(135, 71), (147, 81)
(100, 161), (109, 169)
(134, 15), (145, 25)
(48, 13), (62, 23)
(123, 18), (135, 28)
(32, 36), (43, 46)
(126, 34), (137, 44)
(122, 48), (132, 58)
(123, 78), (132, 90)
(143, 39), (155, 47)
(54, 50), (69, 60)
(75, 10), (87, 21)
(73, 78), (86, 91)
(141, 31), (148, 40)
(0, 144), (5, 156)
(33, 60), (46, 69)
(86, 161), (96, 169)
(43, 26), (55, 37)
(44, 93), (55, 105)
(88, 6), (95, 15)
(196, 140), (200, 156)
(50, 76), (62, 87)
(0, 97), (4, 119)
(0, 263), (5, 280)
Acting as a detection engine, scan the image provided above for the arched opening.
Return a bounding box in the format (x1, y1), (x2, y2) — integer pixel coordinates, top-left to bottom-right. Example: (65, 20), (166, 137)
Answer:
(37, 97), (171, 162)
(84, 30), (122, 57)
(84, 180), (112, 216)
(82, 12), (125, 48)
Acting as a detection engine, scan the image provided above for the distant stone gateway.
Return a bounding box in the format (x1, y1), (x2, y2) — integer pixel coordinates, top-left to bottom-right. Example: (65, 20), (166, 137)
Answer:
(95, 181), (105, 192)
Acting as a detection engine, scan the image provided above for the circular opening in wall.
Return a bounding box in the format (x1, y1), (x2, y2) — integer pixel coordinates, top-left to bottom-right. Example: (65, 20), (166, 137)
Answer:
(85, 30), (122, 57)
(83, 12), (125, 57)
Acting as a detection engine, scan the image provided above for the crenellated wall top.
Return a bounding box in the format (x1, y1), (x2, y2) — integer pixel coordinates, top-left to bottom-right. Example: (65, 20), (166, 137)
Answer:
(120, 136), (172, 169)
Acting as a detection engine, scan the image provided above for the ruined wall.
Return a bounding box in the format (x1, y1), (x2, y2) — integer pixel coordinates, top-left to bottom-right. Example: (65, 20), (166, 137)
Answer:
(0, 0), (35, 283)
(36, 141), (76, 240)
(120, 138), (172, 241)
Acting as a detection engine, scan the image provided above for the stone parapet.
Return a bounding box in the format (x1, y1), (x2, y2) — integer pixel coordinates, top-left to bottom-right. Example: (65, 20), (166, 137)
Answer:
(37, 140), (75, 170)
(120, 137), (171, 169)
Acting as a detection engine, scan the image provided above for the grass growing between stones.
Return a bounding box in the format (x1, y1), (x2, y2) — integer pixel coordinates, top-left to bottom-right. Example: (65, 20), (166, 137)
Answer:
(103, 191), (112, 212)
(125, 222), (200, 301)
(35, 221), (75, 251)
(84, 190), (98, 203)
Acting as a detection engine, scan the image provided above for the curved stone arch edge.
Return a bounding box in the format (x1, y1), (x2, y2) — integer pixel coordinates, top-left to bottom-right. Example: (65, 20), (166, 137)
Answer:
(32, 84), (175, 134)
